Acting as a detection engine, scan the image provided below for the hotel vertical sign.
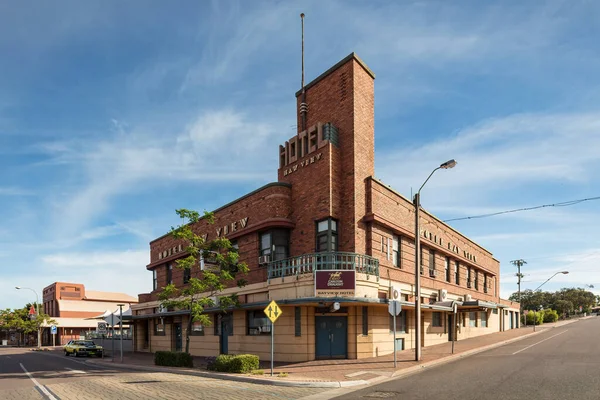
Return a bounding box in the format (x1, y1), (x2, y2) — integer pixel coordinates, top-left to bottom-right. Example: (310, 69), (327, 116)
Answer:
(315, 270), (356, 297)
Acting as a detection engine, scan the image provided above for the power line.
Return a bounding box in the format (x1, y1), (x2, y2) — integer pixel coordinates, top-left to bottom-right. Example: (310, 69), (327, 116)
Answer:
(443, 196), (600, 223)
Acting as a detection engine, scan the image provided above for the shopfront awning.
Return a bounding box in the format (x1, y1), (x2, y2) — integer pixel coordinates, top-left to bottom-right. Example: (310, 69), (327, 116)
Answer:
(459, 300), (498, 311)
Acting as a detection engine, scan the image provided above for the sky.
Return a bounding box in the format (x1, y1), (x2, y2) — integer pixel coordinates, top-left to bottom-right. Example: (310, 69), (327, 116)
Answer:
(1, 0), (599, 309)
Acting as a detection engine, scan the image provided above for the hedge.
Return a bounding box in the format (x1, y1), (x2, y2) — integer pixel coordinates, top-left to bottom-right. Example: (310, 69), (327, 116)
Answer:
(543, 309), (559, 323)
(154, 351), (194, 368)
(207, 354), (259, 373)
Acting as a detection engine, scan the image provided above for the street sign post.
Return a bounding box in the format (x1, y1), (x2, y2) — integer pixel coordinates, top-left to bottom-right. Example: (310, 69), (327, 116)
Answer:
(388, 300), (401, 368)
(50, 325), (57, 347)
(103, 315), (120, 362)
(452, 303), (458, 354)
(264, 300), (282, 376)
(98, 322), (107, 359)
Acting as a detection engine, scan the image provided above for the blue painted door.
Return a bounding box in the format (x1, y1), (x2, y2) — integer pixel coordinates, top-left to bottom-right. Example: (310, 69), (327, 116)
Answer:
(174, 323), (182, 352)
(220, 316), (232, 354)
(315, 316), (347, 359)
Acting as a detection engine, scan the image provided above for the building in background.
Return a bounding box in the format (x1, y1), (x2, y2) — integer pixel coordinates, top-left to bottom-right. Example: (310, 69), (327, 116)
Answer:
(131, 52), (520, 361)
(42, 282), (137, 345)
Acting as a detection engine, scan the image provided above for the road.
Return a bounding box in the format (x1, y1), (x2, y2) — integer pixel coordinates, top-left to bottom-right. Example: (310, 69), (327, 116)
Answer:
(0, 348), (331, 400)
(332, 317), (600, 400)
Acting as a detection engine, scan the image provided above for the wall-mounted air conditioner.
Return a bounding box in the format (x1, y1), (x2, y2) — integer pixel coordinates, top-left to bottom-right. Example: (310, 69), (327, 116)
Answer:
(429, 269), (437, 278)
(467, 281), (472, 288)
(258, 255), (271, 265)
(389, 285), (401, 300)
(465, 294), (472, 302)
(439, 289), (448, 301)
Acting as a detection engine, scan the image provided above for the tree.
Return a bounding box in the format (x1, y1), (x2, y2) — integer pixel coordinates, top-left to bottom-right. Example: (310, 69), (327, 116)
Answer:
(0, 305), (55, 346)
(158, 209), (249, 354)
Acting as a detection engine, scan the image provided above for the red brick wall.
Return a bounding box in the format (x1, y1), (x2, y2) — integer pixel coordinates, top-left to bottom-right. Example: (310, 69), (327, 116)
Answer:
(147, 183), (292, 296)
(284, 55), (375, 254)
(367, 178), (501, 303)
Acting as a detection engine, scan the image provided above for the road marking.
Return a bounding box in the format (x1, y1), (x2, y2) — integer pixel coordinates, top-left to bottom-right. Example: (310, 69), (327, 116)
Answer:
(65, 367), (86, 374)
(512, 330), (568, 355)
(19, 363), (58, 400)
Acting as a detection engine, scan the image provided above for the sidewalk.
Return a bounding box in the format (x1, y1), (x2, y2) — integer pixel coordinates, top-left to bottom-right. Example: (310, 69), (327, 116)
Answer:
(84, 319), (579, 388)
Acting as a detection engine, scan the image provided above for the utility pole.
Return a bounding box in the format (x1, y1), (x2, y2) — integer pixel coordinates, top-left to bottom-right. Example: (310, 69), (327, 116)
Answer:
(511, 259), (527, 327)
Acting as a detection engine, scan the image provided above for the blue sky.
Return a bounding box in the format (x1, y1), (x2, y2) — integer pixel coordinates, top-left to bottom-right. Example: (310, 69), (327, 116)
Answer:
(2, 0), (599, 309)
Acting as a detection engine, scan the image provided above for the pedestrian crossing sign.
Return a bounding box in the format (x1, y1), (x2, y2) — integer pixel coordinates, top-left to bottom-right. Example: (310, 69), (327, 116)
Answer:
(263, 300), (282, 324)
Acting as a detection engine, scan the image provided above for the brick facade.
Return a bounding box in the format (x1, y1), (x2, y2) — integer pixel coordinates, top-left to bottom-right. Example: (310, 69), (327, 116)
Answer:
(133, 53), (520, 361)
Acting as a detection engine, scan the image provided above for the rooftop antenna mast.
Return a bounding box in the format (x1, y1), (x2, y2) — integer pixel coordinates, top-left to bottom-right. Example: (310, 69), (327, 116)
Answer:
(299, 13), (308, 131)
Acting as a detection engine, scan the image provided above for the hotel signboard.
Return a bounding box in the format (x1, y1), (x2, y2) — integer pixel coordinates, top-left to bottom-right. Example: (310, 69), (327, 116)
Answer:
(315, 270), (356, 297)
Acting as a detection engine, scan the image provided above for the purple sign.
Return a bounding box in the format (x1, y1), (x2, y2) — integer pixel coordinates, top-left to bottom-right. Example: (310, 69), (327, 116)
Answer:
(315, 270), (356, 297)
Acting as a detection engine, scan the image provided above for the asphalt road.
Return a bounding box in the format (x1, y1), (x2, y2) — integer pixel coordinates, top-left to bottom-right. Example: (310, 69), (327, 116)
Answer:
(0, 348), (330, 400)
(333, 317), (600, 400)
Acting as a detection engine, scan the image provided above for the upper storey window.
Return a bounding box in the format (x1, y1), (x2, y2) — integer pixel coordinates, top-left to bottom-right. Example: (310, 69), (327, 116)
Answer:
(316, 218), (338, 252)
(260, 229), (290, 261)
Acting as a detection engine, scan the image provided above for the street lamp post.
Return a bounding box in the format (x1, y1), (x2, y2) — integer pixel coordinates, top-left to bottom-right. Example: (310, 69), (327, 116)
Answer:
(530, 271), (569, 331)
(15, 286), (41, 349)
(117, 304), (125, 363)
(414, 159), (457, 361)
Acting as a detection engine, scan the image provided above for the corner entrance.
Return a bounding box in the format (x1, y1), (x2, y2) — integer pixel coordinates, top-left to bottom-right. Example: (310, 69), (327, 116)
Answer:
(315, 316), (347, 359)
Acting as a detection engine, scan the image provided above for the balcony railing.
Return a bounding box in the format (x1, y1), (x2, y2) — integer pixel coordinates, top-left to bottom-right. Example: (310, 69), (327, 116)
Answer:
(267, 251), (379, 282)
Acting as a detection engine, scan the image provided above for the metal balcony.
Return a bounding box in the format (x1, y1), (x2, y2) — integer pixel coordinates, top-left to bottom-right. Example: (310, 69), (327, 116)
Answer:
(267, 251), (379, 282)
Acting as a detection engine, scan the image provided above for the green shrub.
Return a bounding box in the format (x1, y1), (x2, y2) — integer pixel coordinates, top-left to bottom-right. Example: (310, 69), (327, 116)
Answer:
(229, 354), (259, 373)
(207, 354), (259, 373)
(208, 354), (234, 372)
(543, 309), (559, 323)
(525, 311), (544, 325)
(154, 351), (194, 368)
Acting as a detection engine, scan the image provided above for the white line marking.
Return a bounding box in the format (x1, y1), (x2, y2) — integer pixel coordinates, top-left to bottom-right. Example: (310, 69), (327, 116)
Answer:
(65, 367), (86, 374)
(512, 330), (568, 355)
(19, 363), (58, 400)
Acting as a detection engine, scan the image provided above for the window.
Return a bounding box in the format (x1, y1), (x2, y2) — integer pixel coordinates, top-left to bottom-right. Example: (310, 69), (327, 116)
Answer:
(295, 307), (301, 337)
(432, 312), (443, 327)
(480, 312), (488, 327)
(420, 248), (425, 274)
(474, 270), (479, 290)
(392, 236), (400, 267)
(467, 267), (472, 287)
(483, 275), (488, 293)
(316, 218), (338, 252)
(153, 270), (158, 290)
(389, 311), (408, 333)
(166, 263), (173, 285)
(469, 312), (477, 327)
(231, 240), (239, 252)
(445, 257), (450, 282)
(191, 321), (204, 336)
(260, 229), (289, 261)
(154, 319), (165, 336)
(429, 250), (435, 271)
(183, 267), (191, 284)
(455, 261), (460, 285)
(362, 306), (369, 336)
(247, 311), (271, 335)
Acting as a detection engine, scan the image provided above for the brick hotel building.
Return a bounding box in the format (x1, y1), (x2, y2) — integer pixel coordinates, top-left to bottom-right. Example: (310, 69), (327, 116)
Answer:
(131, 53), (520, 361)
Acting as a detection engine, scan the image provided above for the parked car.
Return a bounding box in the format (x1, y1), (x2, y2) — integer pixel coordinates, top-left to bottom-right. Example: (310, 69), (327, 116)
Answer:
(64, 340), (103, 357)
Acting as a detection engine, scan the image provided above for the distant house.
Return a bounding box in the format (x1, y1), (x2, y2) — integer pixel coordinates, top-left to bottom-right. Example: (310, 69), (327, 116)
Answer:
(42, 282), (138, 345)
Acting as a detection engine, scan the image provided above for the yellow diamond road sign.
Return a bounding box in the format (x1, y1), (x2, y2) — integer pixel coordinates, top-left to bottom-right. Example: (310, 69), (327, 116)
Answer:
(264, 300), (282, 324)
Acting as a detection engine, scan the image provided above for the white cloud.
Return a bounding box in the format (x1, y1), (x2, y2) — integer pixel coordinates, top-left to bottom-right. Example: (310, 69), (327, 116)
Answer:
(377, 112), (600, 205)
(41, 108), (282, 238)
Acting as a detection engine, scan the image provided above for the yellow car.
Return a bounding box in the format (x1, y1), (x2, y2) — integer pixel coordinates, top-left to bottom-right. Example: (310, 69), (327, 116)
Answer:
(64, 340), (103, 357)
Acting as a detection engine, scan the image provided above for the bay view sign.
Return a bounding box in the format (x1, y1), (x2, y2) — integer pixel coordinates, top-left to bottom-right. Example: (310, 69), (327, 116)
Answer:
(422, 229), (478, 263)
(315, 270), (356, 297)
(158, 217), (249, 260)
